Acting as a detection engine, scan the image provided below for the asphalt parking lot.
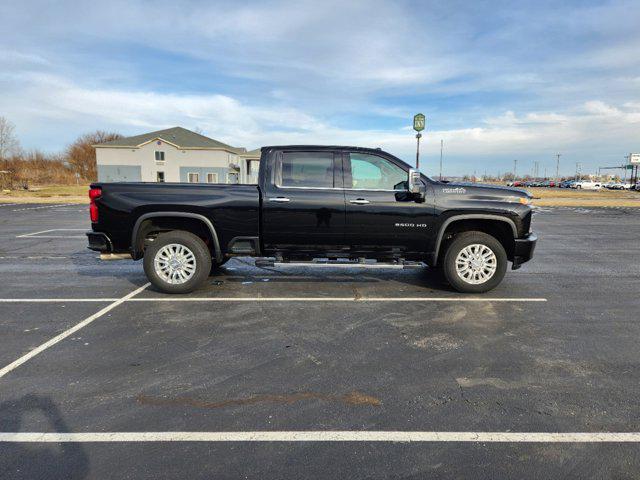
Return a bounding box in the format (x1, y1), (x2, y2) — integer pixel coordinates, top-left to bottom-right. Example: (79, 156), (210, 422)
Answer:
(1, 203), (640, 479)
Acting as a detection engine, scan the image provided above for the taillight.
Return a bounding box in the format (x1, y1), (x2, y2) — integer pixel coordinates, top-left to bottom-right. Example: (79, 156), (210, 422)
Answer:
(89, 187), (101, 223)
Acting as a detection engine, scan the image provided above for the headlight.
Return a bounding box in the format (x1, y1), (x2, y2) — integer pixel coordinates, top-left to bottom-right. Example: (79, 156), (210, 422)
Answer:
(519, 197), (531, 205)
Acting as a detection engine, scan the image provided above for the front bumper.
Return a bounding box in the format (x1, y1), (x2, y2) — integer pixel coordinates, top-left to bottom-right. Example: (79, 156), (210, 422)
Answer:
(511, 232), (537, 270)
(86, 231), (112, 252)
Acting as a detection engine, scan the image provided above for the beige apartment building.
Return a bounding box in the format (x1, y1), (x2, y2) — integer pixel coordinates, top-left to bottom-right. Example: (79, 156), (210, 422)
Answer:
(95, 127), (260, 184)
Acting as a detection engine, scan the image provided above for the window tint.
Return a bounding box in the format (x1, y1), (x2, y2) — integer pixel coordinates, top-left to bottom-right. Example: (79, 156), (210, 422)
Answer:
(279, 152), (334, 188)
(349, 153), (407, 190)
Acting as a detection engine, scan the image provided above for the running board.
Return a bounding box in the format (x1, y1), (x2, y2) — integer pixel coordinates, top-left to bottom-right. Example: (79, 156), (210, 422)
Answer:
(254, 258), (424, 269)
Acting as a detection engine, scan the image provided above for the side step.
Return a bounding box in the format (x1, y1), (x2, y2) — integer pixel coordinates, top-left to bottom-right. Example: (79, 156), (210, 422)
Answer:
(254, 258), (424, 269)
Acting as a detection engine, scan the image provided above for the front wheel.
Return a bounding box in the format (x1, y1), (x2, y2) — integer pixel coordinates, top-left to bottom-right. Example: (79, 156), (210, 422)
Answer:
(143, 230), (212, 294)
(442, 231), (507, 293)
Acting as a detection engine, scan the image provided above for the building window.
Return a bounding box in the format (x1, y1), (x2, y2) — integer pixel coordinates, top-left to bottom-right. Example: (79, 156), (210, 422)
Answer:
(206, 173), (218, 183)
(188, 172), (199, 183)
(156, 171), (165, 183)
(227, 172), (239, 184)
(155, 151), (165, 162)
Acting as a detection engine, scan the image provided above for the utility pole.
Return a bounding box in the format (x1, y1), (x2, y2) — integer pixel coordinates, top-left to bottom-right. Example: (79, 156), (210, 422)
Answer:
(555, 153), (561, 183)
(439, 139), (443, 181)
(513, 159), (518, 180)
(575, 162), (581, 181)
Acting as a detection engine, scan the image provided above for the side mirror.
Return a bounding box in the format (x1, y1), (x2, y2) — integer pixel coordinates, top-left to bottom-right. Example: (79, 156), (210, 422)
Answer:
(408, 168), (426, 200)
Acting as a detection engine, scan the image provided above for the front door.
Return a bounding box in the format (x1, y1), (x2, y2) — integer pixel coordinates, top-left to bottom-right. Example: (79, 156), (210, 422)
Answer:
(343, 151), (435, 256)
(261, 150), (346, 254)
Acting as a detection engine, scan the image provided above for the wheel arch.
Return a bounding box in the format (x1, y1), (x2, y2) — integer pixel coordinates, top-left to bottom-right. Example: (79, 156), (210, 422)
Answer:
(131, 212), (222, 263)
(431, 214), (517, 265)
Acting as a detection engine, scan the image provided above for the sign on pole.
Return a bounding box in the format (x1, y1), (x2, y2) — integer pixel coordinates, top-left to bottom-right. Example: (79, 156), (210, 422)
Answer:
(413, 113), (425, 132)
(629, 153), (640, 164)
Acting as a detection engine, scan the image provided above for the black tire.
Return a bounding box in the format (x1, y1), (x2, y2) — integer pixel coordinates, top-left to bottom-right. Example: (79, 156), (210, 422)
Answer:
(442, 231), (507, 293)
(143, 230), (212, 294)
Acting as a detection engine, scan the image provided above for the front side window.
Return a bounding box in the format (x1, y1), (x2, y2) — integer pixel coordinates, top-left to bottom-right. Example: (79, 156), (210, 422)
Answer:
(155, 151), (165, 161)
(278, 152), (334, 188)
(348, 153), (407, 190)
(188, 172), (199, 183)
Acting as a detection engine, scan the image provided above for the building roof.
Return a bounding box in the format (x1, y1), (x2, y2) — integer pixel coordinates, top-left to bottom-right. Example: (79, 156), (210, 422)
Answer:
(95, 126), (239, 151)
(240, 148), (262, 158)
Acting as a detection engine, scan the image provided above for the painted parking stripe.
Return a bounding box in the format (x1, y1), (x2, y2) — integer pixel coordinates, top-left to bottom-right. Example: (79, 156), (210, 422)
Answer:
(0, 283), (150, 380)
(0, 431), (638, 443)
(16, 228), (86, 238)
(0, 299), (119, 302)
(0, 297), (547, 303)
(11, 203), (78, 212)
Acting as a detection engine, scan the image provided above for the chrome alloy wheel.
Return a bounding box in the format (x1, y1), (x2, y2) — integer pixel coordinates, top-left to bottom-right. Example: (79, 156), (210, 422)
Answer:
(153, 243), (197, 284)
(455, 243), (497, 285)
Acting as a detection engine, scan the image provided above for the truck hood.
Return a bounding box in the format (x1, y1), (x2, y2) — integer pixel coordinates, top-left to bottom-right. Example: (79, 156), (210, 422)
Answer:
(436, 182), (532, 204)
(441, 182), (533, 198)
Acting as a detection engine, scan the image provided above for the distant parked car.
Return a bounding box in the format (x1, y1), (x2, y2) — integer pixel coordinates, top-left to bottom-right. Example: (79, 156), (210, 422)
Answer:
(572, 181), (603, 190)
(610, 182), (633, 190)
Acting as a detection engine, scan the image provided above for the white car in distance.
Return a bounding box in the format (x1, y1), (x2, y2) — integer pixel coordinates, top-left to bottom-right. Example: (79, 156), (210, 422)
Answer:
(572, 181), (603, 190)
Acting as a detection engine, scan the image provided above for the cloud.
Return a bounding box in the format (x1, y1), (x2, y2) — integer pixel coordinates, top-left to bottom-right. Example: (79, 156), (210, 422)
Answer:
(3, 71), (638, 176)
(1, 0), (640, 175)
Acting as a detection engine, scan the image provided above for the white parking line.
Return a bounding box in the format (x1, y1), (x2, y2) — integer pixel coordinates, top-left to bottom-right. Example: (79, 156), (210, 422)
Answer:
(0, 299), (119, 302)
(16, 228), (86, 238)
(0, 297), (547, 303)
(0, 431), (638, 443)
(11, 203), (78, 212)
(0, 283), (150, 380)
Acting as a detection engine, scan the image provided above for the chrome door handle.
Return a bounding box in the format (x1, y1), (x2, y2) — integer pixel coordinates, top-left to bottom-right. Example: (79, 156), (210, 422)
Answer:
(269, 197), (290, 202)
(349, 198), (370, 205)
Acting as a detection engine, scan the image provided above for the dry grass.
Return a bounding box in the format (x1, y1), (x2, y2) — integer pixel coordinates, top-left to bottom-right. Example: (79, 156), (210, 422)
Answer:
(526, 187), (640, 207)
(0, 184), (89, 204)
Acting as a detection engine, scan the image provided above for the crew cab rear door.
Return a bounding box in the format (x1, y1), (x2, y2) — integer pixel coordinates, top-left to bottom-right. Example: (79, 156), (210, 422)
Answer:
(343, 151), (435, 256)
(261, 149), (346, 252)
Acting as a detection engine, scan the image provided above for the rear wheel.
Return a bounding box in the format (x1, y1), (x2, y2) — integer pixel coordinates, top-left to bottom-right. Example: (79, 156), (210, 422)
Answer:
(143, 230), (211, 294)
(442, 231), (507, 293)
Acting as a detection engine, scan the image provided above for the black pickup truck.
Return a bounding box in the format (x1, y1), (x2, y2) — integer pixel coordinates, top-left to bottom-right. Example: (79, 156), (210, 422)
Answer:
(87, 145), (537, 294)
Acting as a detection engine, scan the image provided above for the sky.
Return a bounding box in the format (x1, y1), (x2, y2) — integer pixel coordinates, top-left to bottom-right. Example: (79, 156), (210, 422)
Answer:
(1, 0), (639, 177)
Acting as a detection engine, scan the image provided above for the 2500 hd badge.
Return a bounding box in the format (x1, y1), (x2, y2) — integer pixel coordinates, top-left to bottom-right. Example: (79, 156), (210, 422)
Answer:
(395, 223), (428, 228)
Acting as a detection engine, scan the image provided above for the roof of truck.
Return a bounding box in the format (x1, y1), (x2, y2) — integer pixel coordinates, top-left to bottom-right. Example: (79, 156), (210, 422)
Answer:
(261, 145), (387, 152)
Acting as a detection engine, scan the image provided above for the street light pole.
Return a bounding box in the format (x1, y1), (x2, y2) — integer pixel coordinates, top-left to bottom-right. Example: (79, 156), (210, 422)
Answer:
(513, 159), (518, 180)
(555, 153), (561, 184)
(439, 139), (443, 181)
(412, 113), (426, 171)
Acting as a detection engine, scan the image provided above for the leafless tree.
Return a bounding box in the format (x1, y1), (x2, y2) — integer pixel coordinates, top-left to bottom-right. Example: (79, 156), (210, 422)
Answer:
(65, 131), (122, 181)
(0, 117), (21, 161)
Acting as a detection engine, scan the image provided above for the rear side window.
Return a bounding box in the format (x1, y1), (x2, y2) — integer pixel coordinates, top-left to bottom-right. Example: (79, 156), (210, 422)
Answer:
(277, 152), (335, 188)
